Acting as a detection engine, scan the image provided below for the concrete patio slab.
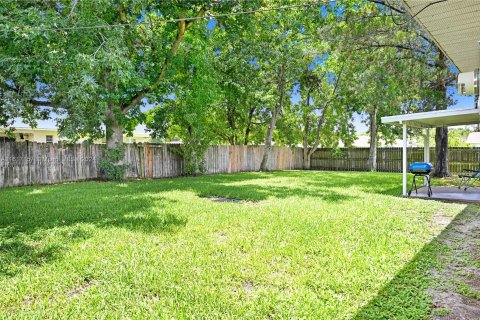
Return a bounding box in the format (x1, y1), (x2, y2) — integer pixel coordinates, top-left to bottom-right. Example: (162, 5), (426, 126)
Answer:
(409, 186), (480, 203)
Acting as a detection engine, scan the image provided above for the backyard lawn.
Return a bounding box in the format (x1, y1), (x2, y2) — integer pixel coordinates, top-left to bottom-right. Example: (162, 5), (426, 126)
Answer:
(0, 171), (478, 319)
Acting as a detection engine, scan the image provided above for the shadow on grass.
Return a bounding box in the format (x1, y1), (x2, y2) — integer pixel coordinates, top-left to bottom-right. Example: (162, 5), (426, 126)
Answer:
(0, 170), (395, 277)
(0, 183), (188, 277)
(352, 204), (479, 320)
(240, 170), (403, 197)
(190, 179), (356, 202)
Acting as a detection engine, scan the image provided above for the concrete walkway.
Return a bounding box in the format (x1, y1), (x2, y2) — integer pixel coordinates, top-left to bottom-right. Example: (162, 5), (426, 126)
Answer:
(409, 186), (480, 203)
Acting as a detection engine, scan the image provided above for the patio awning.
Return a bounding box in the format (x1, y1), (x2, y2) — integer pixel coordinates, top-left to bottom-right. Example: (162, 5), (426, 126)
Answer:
(382, 108), (480, 196)
(381, 108), (480, 128)
(400, 0), (480, 72)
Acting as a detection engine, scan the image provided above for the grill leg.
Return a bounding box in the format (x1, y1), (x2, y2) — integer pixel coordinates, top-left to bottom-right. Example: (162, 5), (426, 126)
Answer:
(414, 175), (418, 194)
(426, 175), (432, 197)
(408, 173), (432, 197)
(408, 175), (418, 196)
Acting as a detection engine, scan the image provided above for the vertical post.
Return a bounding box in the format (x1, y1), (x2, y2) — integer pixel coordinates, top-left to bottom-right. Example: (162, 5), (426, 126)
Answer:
(424, 128), (430, 186)
(402, 122), (408, 196)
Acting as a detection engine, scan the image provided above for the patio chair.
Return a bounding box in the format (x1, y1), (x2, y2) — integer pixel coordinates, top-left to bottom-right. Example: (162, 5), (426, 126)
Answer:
(458, 168), (480, 191)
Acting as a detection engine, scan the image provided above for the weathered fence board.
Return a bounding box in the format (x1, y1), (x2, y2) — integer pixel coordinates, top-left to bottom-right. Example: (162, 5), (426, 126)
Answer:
(0, 142), (303, 188)
(311, 147), (480, 174)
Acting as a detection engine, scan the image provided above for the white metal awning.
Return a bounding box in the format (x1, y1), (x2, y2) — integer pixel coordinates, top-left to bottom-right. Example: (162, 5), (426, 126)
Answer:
(401, 0), (480, 72)
(382, 108), (480, 196)
(381, 108), (480, 128)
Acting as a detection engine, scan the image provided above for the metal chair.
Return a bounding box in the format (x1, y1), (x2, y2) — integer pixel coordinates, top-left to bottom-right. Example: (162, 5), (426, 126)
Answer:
(458, 169), (480, 191)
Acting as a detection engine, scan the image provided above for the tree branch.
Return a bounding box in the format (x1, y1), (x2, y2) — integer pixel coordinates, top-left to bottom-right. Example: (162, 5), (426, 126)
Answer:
(367, 0), (406, 14)
(309, 61), (346, 156)
(355, 43), (427, 55)
(30, 99), (61, 108)
(122, 5), (209, 112)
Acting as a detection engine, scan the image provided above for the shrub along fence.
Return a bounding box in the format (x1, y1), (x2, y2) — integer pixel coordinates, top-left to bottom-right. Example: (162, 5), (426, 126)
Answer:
(310, 147), (480, 174)
(0, 142), (303, 188)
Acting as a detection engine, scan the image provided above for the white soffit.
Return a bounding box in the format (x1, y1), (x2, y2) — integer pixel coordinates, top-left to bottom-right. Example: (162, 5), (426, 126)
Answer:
(401, 0), (480, 72)
(381, 108), (480, 128)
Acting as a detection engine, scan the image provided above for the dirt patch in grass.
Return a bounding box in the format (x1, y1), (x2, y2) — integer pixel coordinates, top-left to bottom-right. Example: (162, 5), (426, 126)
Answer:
(430, 207), (480, 319)
(430, 289), (480, 320)
(202, 196), (260, 205)
(467, 269), (480, 291)
(67, 279), (93, 298)
(243, 281), (254, 293)
(21, 297), (33, 307)
(207, 197), (242, 203)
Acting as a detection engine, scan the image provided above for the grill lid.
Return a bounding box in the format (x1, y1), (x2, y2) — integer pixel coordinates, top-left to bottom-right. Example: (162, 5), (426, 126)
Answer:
(409, 162), (433, 173)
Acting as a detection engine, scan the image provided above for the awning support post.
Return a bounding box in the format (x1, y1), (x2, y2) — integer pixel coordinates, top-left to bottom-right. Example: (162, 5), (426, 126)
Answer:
(424, 129), (430, 186)
(402, 122), (408, 196)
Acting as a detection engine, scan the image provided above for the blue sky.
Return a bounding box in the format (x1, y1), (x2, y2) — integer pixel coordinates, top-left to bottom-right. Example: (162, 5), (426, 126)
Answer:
(15, 82), (476, 134)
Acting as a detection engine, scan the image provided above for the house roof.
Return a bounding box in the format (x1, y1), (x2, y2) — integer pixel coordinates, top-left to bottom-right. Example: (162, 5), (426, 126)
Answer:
(0, 127), (151, 138)
(401, 0), (480, 72)
(381, 108), (480, 128)
(0, 127), (58, 133)
(466, 132), (480, 144)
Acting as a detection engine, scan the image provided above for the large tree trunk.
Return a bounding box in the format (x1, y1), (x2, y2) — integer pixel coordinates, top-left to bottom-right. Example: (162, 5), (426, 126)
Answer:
(305, 105), (330, 169)
(368, 108), (378, 172)
(303, 149), (311, 170)
(101, 108), (126, 180)
(432, 51), (450, 177)
(260, 105), (281, 171)
(303, 123), (310, 169)
(105, 108), (125, 169)
(106, 110), (124, 150)
(302, 91), (312, 169)
(260, 61), (286, 171)
(434, 126), (449, 177)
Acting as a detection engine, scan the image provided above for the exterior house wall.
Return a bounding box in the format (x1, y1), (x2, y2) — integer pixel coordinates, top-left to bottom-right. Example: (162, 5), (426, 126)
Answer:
(31, 131), (62, 143)
(0, 128), (152, 144)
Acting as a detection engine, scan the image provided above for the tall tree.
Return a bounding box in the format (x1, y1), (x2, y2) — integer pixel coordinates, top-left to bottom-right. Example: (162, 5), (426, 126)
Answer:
(296, 55), (355, 169)
(361, 0), (455, 175)
(251, 6), (314, 171)
(0, 0), (250, 177)
(211, 19), (269, 146)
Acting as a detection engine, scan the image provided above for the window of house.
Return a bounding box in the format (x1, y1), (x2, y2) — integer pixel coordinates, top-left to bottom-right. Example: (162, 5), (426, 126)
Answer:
(46, 135), (53, 143)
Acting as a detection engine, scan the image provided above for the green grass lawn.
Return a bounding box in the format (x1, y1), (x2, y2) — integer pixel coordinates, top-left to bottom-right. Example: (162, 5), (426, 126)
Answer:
(0, 171), (476, 319)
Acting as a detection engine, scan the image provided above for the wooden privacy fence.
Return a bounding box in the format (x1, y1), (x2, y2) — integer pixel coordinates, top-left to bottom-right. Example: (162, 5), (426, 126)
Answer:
(311, 147), (480, 173)
(0, 142), (303, 188)
(4, 142), (480, 188)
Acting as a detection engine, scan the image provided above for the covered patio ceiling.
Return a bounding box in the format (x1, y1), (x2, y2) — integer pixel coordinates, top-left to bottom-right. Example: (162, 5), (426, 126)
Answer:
(381, 108), (480, 128)
(401, 0), (480, 72)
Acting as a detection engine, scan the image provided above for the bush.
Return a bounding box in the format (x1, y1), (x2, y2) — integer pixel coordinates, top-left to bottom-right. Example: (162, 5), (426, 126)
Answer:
(99, 145), (130, 180)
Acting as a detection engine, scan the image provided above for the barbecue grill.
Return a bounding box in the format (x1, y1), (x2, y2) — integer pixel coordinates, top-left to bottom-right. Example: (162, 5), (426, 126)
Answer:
(408, 162), (433, 197)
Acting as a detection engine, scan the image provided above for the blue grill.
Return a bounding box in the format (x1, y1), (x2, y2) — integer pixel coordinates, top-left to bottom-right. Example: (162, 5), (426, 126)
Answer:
(409, 162), (433, 174)
(408, 162), (433, 197)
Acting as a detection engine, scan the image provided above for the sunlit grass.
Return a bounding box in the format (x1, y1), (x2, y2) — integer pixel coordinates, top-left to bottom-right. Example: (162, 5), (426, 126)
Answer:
(0, 171), (473, 319)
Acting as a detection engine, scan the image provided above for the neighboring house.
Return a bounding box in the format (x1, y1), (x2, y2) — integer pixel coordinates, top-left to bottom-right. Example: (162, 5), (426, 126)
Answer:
(0, 127), (152, 144)
(0, 127), (61, 143)
(466, 132), (480, 147)
(338, 135), (419, 148)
